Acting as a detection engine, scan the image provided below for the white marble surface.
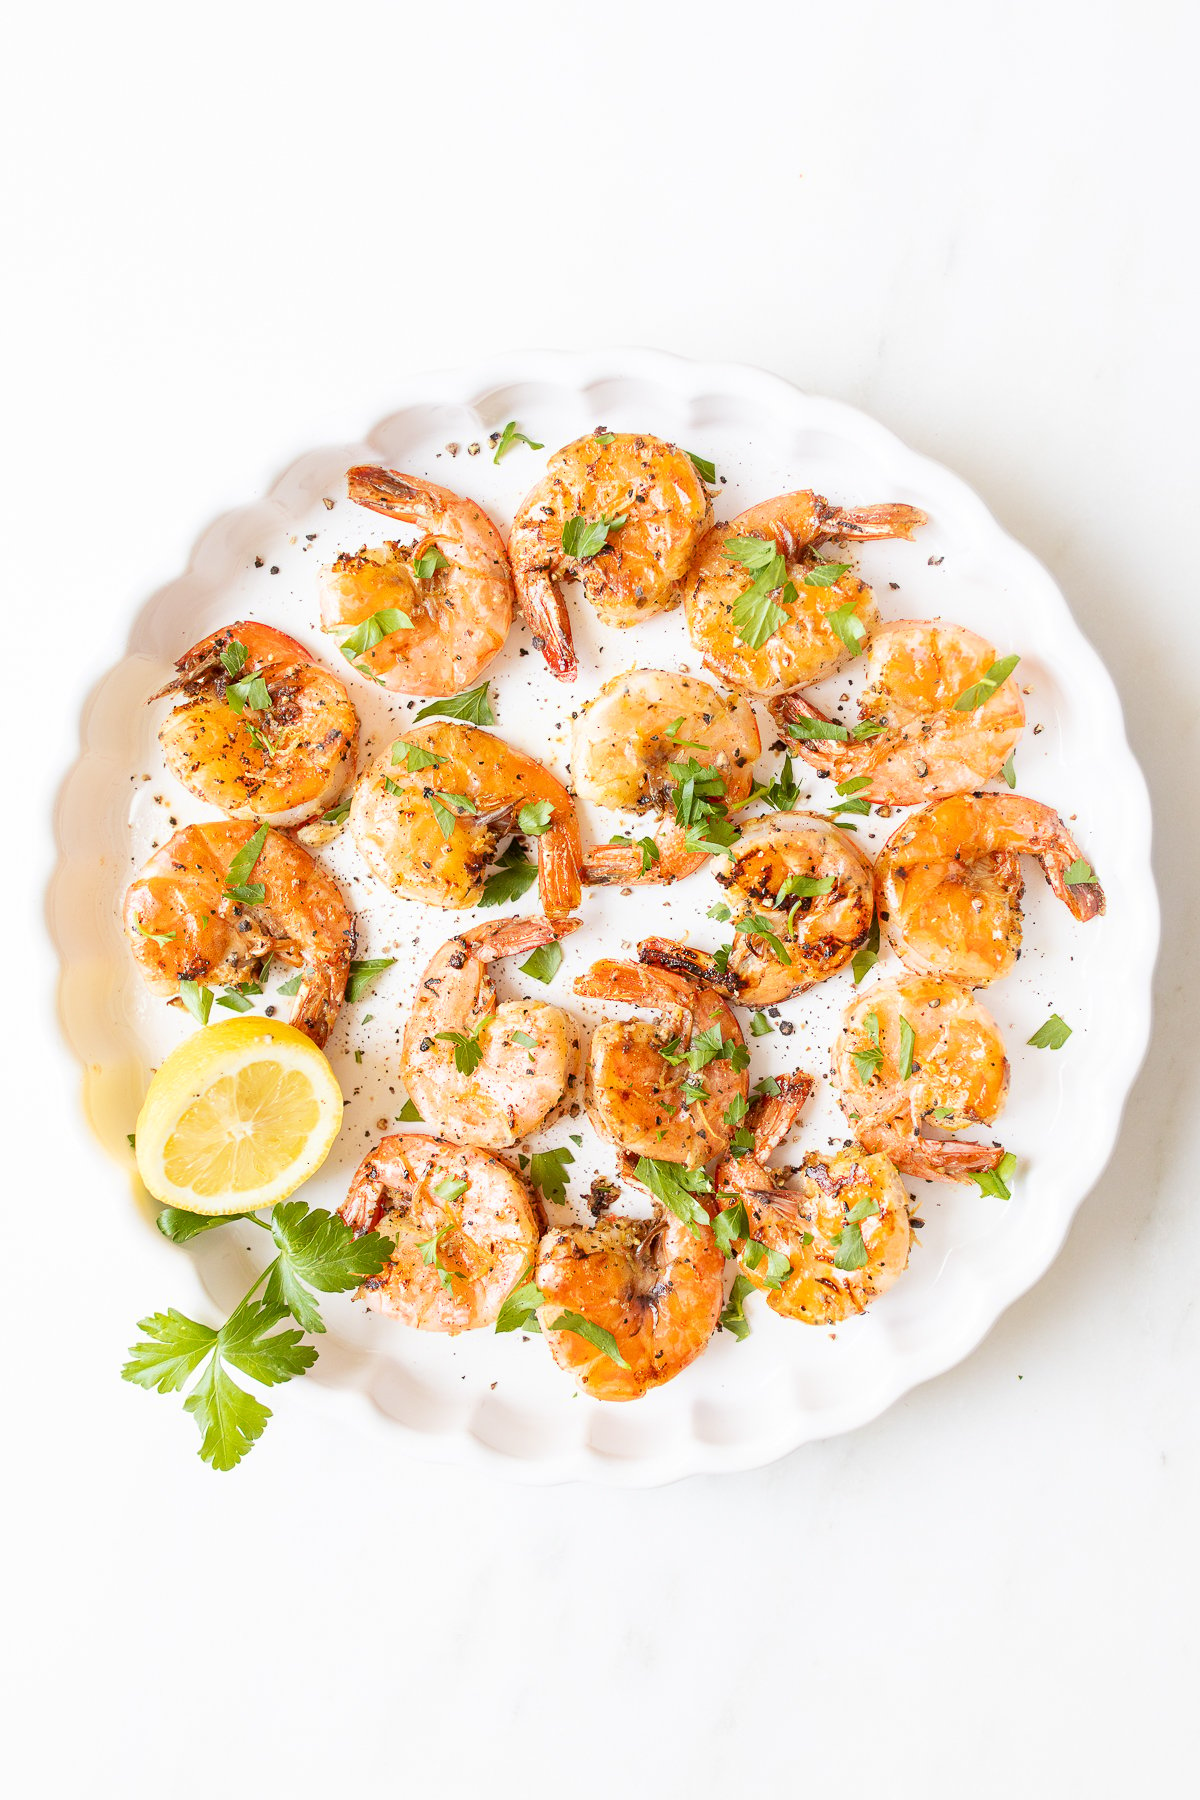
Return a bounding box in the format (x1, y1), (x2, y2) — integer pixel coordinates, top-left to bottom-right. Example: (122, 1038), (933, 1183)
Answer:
(5, 1), (1197, 1793)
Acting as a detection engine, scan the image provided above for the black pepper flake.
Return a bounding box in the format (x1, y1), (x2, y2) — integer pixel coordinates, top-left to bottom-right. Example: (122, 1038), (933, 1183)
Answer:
(269, 565), (279, 575)
(254, 556), (264, 568)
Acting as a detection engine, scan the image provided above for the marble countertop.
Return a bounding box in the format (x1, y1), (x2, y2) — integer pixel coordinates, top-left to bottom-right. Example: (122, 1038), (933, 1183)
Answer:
(6, 2), (1196, 1794)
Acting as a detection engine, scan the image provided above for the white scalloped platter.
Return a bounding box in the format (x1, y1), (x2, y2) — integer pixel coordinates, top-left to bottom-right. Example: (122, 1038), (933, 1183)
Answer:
(51, 350), (1157, 1484)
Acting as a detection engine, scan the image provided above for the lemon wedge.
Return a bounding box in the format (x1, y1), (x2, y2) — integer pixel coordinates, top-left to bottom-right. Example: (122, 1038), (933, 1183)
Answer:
(134, 1017), (344, 1213)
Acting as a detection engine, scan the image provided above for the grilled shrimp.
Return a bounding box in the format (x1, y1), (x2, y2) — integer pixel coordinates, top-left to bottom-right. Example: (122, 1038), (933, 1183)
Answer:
(834, 975), (1009, 1182)
(320, 467), (514, 697)
(714, 1072), (911, 1325)
(574, 668), (760, 887)
(509, 432), (712, 680)
(350, 720), (583, 917)
(772, 621), (1024, 803)
(875, 794), (1105, 986)
(576, 950), (749, 1166)
(124, 821), (354, 1045)
(400, 918), (582, 1149)
(715, 812), (875, 1003)
(153, 622), (359, 828)
(341, 1135), (540, 1332)
(684, 491), (926, 696)
(535, 1186), (724, 1401)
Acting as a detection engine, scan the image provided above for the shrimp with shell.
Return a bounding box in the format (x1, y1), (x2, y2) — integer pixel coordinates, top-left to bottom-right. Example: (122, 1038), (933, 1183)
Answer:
(124, 821), (354, 1045)
(341, 1135), (541, 1333)
(684, 491), (926, 697)
(771, 620), (1024, 804)
(575, 948), (749, 1167)
(400, 917), (582, 1149)
(874, 793), (1104, 986)
(153, 622), (359, 829)
(509, 432), (713, 680)
(321, 467), (514, 698)
(713, 1072), (912, 1325)
(834, 975), (1010, 1183)
(573, 668), (760, 887)
(535, 1157), (724, 1401)
(350, 719), (583, 917)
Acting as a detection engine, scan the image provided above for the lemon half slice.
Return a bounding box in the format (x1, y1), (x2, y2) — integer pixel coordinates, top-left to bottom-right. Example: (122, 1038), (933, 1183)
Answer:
(135, 1018), (343, 1213)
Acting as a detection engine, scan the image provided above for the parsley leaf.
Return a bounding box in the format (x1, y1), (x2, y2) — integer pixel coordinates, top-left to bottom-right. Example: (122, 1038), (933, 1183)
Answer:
(156, 1207), (259, 1244)
(276, 971), (303, 997)
(804, 558), (852, 589)
(723, 535), (794, 649)
(752, 754), (802, 812)
(743, 1238), (791, 1289)
(734, 915), (792, 965)
(777, 872), (835, 902)
(335, 606), (414, 667)
(520, 941), (563, 984)
(707, 900), (732, 922)
(953, 654), (1020, 711)
(561, 513), (627, 559)
(226, 672), (272, 715)
(529, 1146), (574, 1207)
(179, 979), (213, 1026)
(417, 1222), (457, 1291)
(261, 1202), (393, 1335)
(397, 1097), (423, 1122)
(512, 1030), (538, 1050)
(495, 1280), (546, 1332)
(851, 1011), (884, 1084)
(517, 799), (554, 837)
(1064, 858), (1095, 886)
(1001, 751), (1016, 789)
(784, 715), (887, 743)
(323, 797), (352, 825)
(391, 739), (447, 774)
(135, 919), (176, 946)
(825, 602), (867, 657)
(711, 1199), (748, 1258)
(428, 790), (477, 839)
(436, 1021), (486, 1076)
(831, 1197), (879, 1272)
(224, 824), (269, 905)
(414, 681), (495, 727)
(493, 420), (544, 463)
(546, 1310), (630, 1368)
(219, 639), (248, 679)
(719, 1272), (755, 1341)
(632, 1156), (713, 1236)
(852, 913), (880, 985)
(412, 544), (449, 581)
(346, 957), (395, 1002)
(122, 1308), (218, 1393)
(1028, 1013), (1072, 1050)
(687, 450), (717, 483)
(898, 1016), (916, 1081)
(480, 841), (538, 908)
(969, 1152), (1017, 1200)
(750, 1011), (774, 1037)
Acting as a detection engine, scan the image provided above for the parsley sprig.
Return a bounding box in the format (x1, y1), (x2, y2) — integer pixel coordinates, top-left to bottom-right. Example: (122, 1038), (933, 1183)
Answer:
(724, 535), (794, 650)
(122, 1202), (393, 1470)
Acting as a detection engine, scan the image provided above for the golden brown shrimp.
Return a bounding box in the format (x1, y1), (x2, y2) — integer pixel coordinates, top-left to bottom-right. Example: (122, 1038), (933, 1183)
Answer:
(341, 1135), (540, 1333)
(124, 821), (354, 1045)
(535, 1193), (724, 1401)
(834, 975), (1009, 1183)
(875, 793), (1105, 986)
(714, 811), (876, 1003)
(576, 951), (749, 1167)
(684, 491), (926, 696)
(509, 432), (712, 680)
(153, 622), (359, 829)
(320, 467), (514, 697)
(349, 720), (583, 917)
(771, 621), (1024, 803)
(400, 918), (582, 1149)
(573, 668), (760, 887)
(713, 1071), (911, 1325)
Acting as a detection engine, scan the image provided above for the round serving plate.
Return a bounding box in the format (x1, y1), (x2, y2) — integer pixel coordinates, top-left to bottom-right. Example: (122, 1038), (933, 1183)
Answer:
(50, 349), (1158, 1484)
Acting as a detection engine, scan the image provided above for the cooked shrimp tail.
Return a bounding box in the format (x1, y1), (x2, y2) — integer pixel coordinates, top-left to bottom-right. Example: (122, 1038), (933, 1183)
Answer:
(821, 501), (927, 542)
(738, 1069), (816, 1161)
(637, 936), (741, 997)
(583, 828), (710, 889)
(515, 568), (577, 682)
